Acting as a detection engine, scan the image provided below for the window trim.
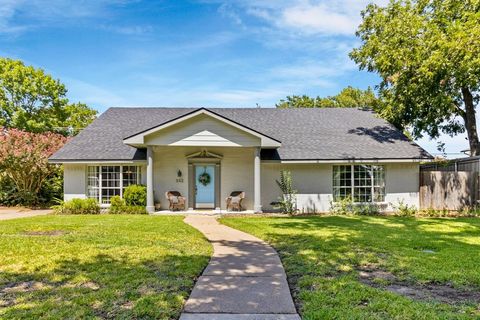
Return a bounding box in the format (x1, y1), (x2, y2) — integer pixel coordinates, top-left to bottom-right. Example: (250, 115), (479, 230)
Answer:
(86, 165), (141, 205)
(333, 164), (386, 203)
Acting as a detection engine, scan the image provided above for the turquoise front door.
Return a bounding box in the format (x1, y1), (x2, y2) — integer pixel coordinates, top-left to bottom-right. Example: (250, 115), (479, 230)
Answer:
(195, 165), (215, 209)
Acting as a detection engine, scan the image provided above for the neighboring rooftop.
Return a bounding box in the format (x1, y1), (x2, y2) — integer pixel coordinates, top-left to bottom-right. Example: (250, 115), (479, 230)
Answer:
(50, 107), (432, 162)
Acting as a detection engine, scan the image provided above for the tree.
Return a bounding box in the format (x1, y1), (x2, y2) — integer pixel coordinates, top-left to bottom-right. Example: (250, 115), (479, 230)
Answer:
(350, 0), (480, 155)
(0, 57), (97, 135)
(0, 128), (67, 205)
(276, 86), (379, 109)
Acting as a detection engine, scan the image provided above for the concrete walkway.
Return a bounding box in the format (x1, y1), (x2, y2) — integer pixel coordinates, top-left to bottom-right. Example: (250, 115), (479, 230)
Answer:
(181, 216), (300, 320)
(0, 208), (51, 221)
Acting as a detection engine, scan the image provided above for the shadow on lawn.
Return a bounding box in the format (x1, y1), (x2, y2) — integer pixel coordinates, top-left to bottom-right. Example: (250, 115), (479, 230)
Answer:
(0, 252), (210, 320)
(250, 216), (480, 317)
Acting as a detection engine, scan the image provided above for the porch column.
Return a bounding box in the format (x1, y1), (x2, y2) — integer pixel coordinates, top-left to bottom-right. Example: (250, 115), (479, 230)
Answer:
(146, 146), (154, 213)
(254, 147), (262, 213)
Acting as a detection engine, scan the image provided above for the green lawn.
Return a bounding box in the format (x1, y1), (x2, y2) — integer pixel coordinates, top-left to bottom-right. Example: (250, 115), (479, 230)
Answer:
(220, 216), (480, 319)
(0, 215), (212, 319)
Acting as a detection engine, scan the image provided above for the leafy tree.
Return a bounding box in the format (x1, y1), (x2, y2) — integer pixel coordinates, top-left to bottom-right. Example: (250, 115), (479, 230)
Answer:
(350, 0), (480, 155)
(0, 57), (97, 135)
(276, 86), (379, 109)
(0, 128), (67, 205)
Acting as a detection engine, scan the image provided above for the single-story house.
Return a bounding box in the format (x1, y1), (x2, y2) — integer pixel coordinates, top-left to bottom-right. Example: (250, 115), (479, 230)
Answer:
(49, 107), (432, 213)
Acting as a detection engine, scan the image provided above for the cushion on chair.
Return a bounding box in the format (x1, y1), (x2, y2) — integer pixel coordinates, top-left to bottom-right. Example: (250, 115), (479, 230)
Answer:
(230, 196), (242, 204)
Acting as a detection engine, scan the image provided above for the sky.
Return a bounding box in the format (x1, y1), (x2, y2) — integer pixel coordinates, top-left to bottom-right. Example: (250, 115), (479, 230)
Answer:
(0, 0), (469, 157)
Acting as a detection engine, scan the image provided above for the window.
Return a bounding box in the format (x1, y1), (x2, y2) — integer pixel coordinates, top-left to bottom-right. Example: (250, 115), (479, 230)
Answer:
(87, 166), (99, 200)
(122, 166), (140, 190)
(87, 165), (141, 204)
(101, 166), (121, 204)
(333, 165), (385, 202)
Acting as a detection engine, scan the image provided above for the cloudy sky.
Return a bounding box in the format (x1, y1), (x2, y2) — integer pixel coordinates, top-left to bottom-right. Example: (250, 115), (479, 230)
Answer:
(0, 0), (468, 157)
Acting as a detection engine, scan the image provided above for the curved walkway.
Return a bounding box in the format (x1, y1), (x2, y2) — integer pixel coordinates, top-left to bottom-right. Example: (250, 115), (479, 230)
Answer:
(181, 216), (300, 320)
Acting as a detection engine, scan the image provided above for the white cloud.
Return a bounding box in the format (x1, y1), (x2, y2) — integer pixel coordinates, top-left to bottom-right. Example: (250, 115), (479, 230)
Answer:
(280, 3), (358, 35)
(0, 0), (146, 34)
(209, 0), (388, 36)
(218, 3), (243, 26)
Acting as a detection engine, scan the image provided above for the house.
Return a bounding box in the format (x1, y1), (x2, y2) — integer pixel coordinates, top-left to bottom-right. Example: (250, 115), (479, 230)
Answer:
(49, 107), (432, 213)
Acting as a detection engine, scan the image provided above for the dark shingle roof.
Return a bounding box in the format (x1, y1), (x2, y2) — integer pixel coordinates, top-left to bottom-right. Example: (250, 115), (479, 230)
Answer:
(49, 107), (432, 162)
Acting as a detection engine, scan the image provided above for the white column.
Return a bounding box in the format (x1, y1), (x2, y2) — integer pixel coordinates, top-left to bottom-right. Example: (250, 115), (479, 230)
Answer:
(146, 146), (154, 213)
(254, 147), (262, 213)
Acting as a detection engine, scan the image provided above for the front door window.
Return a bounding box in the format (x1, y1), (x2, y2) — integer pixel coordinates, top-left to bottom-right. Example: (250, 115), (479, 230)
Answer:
(195, 165), (215, 209)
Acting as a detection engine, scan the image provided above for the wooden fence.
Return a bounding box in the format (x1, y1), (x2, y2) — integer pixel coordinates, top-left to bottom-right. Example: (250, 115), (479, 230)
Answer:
(420, 171), (478, 210)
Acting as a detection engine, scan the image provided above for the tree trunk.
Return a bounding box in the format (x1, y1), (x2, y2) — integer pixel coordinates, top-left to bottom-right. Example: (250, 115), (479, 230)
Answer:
(461, 87), (480, 156)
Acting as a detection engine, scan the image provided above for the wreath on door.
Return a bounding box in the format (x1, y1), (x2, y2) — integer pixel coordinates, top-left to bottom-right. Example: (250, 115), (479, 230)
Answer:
(198, 167), (211, 186)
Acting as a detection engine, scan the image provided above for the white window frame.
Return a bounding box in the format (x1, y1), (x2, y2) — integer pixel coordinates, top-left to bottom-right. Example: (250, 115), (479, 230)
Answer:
(86, 165), (141, 205)
(333, 164), (386, 203)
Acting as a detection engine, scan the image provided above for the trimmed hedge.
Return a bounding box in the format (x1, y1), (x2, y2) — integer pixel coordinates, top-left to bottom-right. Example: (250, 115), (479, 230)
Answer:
(123, 185), (147, 206)
(53, 198), (100, 215)
(109, 195), (147, 215)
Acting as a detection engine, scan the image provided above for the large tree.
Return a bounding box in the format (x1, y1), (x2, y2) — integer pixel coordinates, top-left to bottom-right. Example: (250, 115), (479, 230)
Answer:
(0, 128), (67, 205)
(0, 57), (97, 135)
(276, 86), (379, 109)
(350, 0), (480, 155)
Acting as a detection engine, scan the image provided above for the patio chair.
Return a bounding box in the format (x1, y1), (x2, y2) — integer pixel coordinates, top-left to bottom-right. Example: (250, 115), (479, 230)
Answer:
(165, 191), (186, 211)
(226, 191), (245, 211)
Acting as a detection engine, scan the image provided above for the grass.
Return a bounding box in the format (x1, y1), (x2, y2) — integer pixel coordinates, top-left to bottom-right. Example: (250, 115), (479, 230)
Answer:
(0, 215), (212, 319)
(220, 215), (480, 319)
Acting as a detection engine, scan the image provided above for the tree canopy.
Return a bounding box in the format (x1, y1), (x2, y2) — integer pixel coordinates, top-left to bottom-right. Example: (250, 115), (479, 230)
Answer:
(276, 86), (380, 109)
(0, 128), (67, 205)
(350, 0), (480, 155)
(0, 57), (97, 136)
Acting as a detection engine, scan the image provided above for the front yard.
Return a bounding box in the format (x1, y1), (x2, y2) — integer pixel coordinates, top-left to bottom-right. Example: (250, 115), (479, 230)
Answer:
(220, 216), (480, 319)
(0, 215), (211, 319)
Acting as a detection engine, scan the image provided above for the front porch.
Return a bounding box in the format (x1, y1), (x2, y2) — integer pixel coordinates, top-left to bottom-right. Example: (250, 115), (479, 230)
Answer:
(151, 209), (257, 215)
(144, 146), (262, 213)
(121, 109), (280, 214)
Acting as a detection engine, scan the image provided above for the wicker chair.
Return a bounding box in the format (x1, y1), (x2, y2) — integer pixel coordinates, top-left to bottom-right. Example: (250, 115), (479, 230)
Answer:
(165, 191), (186, 211)
(226, 191), (245, 211)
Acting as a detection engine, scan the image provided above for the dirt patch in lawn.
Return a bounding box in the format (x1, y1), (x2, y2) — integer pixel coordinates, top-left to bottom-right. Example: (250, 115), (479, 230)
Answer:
(1, 281), (53, 294)
(0, 281), (54, 307)
(23, 230), (67, 236)
(358, 266), (480, 305)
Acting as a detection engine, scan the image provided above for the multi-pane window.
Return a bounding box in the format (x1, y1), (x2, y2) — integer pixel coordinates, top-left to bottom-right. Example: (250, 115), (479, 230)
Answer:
(333, 165), (385, 202)
(101, 166), (121, 204)
(122, 166), (140, 190)
(87, 165), (141, 204)
(87, 166), (100, 200)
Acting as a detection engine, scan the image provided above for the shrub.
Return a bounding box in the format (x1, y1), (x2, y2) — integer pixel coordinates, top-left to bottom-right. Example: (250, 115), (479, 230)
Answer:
(330, 196), (355, 215)
(123, 185), (147, 206)
(275, 170), (297, 215)
(121, 206), (148, 215)
(53, 198), (100, 215)
(353, 203), (380, 215)
(108, 195), (147, 215)
(0, 128), (67, 206)
(330, 196), (381, 215)
(391, 200), (417, 217)
(109, 196), (125, 214)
